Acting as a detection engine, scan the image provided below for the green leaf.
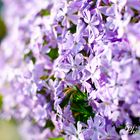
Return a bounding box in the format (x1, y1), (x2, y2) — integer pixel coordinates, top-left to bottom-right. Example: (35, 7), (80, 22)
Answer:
(60, 86), (95, 123)
(24, 50), (36, 64)
(0, 0), (3, 13)
(0, 94), (3, 110)
(37, 87), (46, 95)
(71, 105), (94, 123)
(71, 87), (95, 123)
(49, 137), (64, 140)
(68, 24), (76, 34)
(116, 124), (126, 134)
(40, 75), (49, 80)
(40, 9), (50, 16)
(44, 120), (55, 131)
(47, 48), (59, 60)
(0, 16), (7, 42)
(72, 92), (86, 102)
(60, 93), (71, 108)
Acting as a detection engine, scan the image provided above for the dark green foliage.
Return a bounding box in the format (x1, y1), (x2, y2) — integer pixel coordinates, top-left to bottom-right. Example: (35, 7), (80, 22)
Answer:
(116, 124), (125, 134)
(71, 101), (94, 123)
(0, 0), (3, 14)
(0, 16), (7, 42)
(59, 92), (72, 108)
(130, 115), (140, 126)
(37, 87), (46, 95)
(68, 24), (76, 34)
(60, 86), (95, 123)
(70, 86), (94, 123)
(47, 48), (59, 60)
(44, 119), (55, 131)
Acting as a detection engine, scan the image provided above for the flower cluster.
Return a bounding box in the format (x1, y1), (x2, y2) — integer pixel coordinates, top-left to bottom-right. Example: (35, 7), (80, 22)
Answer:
(0, 0), (140, 140)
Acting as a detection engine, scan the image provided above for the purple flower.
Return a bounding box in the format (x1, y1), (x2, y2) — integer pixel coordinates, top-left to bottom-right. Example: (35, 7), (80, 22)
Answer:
(83, 115), (106, 140)
(83, 9), (100, 43)
(56, 53), (84, 81)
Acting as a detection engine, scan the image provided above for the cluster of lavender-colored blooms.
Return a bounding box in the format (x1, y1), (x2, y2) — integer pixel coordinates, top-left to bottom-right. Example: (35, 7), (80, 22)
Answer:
(0, 0), (140, 139)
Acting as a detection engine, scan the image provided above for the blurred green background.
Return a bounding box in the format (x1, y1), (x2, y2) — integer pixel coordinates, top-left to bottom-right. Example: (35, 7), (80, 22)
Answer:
(0, 0), (3, 13)
(0, 120), (21, 140)
(0, 0), (6, 42)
